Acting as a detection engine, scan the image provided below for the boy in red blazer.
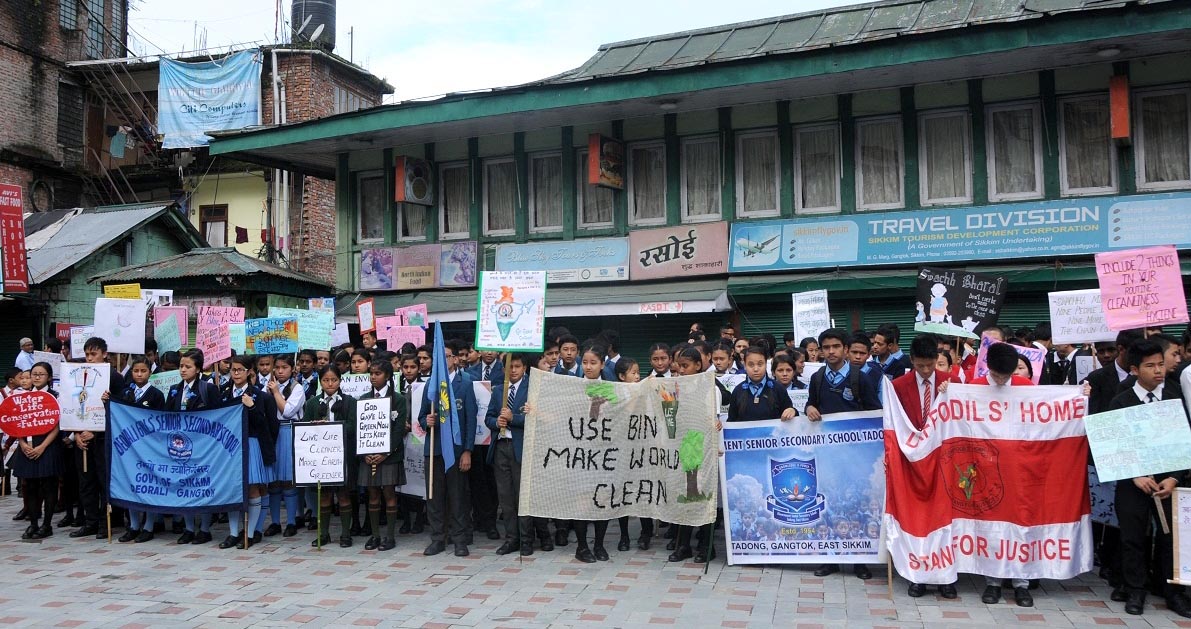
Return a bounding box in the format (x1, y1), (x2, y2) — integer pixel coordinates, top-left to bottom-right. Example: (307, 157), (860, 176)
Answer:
(892, 334), (959, 599)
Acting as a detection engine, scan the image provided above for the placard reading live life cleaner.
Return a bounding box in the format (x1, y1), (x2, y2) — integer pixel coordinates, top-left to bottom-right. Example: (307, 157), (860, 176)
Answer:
(913, 267), (1006, 340)
(1095, 245), (1188, 330)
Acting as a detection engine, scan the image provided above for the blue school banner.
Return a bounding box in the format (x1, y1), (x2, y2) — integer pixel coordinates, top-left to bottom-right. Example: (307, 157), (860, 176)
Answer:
(728, 192), (1191, 273)
(108, 402), (246, 515)
(158, 51), (262, 149)
(719, 412), (886, 565)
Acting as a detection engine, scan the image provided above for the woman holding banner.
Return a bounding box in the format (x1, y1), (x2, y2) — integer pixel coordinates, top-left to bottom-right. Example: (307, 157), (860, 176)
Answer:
(220, 355), (276, 550)
(303, 364), (357, 548)
(11, 361), (62, 540)
(166, 349), (222, 544)
(116, 356), (165, 544)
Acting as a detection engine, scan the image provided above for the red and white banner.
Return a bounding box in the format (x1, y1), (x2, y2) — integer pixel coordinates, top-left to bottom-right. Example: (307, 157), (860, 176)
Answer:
(883, 383), (1092, 584)
(0, 183), (28, 293)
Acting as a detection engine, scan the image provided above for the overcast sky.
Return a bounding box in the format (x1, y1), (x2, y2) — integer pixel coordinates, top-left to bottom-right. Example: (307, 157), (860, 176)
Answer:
(129, 0), (856, 102)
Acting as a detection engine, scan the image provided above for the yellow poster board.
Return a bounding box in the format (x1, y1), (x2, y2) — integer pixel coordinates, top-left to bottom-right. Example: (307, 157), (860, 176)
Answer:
(103, 283), (142, 299)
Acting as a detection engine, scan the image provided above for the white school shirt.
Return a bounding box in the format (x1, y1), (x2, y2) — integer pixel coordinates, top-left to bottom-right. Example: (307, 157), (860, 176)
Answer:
(274, 379), (306, 422)
(1134, 381), (1164, 404)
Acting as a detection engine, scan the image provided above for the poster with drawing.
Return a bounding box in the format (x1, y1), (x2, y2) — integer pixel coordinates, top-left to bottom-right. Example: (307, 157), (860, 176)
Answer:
(913, 267), (1006, 340)
(475, 271), (546, 352)
(93, 298), (148, 354)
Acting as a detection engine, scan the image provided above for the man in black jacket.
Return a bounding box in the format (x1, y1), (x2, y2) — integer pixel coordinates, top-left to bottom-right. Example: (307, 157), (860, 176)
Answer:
(1086, 330), (1145, 415)
(1109, 339), (1191, 618)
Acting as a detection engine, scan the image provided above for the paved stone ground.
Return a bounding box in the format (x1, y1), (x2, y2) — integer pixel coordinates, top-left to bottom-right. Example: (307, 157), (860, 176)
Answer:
(0, 498), (1186, 628)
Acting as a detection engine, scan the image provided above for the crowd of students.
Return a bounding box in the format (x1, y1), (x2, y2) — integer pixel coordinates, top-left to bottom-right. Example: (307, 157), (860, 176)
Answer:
(2, 319), (1190, 616)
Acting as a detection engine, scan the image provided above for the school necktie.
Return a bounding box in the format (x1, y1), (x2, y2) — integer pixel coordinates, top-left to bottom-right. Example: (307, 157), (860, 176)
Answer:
(1147, 391), (1157, 403)
(922, 379), (932, 419)
(181, 383), (190, 410)
(507, 384), (516, 410)
(483, 364), (491, 381)
(233, 387), (245, 399)
(374, 390), (382, 399)
(134, 385), (146, 402)
(826, 369), (844, 388)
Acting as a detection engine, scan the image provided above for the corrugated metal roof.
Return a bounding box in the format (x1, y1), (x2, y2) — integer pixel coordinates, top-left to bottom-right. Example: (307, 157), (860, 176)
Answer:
(91, 247), (330, 288)
(27, 204), (178, 284)
(543, 0), (1157, 83)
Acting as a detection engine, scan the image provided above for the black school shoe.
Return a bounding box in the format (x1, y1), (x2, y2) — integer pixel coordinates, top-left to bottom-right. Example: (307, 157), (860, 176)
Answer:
(134, 530), (154, 543)
(191, 531), (212, 544)
(1013, 587), (1033, 607)
(32, 524), (52, 539)
(176, 531), (194, 544)
(365, 536), (381, 550)
(310, 534), (330, 547)
(907, 583), (927, 598)
(574, 546), (596, 563)
(981, 585), (1002, 604)
(283, 524), (298, 537)
(263, 523), (282, 537)
(339, 535), (353, 548)
(378, 537), (395, 551)
(617, 536), (630, 552)
(118, 529), (139, 543)
(593, 545), (609, 561)
(218, 535), (239, 549)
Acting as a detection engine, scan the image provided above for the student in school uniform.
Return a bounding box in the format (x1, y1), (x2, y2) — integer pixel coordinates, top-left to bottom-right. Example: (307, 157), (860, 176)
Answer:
(1111, 339), (1191, 618)
(218, 355), (276, 549)
(116, 356), (166, 543)
(711, 340), (742, 376)
(165, 349), (221, 544)
(263, 354), (306, 539)
(69, 337), (126, 540)
(647, 343), (672, 378)
(870, 324), (911, 379)
(12, 361), (63, 540)
(418, 338), (478, 558)
(464, 350), (501, 542)
(303, 364), (357, 547)
(965, 342), (1036, 607)
(613, 357), (651, 551)
(395, 354), (426, 535)
(468, 351), (504, 384)
(485, 353), (539, 557)
(892, 335), (960, 598)
(255, 354), (274, 390)
(554, 335), (581, 376)
(668, 346), (765, 564)
(570, 343), (615, 563)
(295, 350), (319, 400)
(357, 360), (408, 551)
(804, 329), (881, 580)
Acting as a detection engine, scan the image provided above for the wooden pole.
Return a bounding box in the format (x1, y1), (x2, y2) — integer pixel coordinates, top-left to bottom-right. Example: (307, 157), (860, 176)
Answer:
(243, 512), (249, 550)
(887, 558), (895, 600)
(1156, 495), (1171, 534)
(316, 482), (322, 551)
(106, 504), (112, 544)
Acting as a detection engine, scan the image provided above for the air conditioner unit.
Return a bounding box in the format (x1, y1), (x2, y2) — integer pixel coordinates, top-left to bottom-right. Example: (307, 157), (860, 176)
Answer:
(394, 156), (434, 206)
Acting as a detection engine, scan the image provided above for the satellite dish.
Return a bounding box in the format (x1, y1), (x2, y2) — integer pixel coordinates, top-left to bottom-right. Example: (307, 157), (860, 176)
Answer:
(298, 14), (312, 33)
(310, 24), (325, 42)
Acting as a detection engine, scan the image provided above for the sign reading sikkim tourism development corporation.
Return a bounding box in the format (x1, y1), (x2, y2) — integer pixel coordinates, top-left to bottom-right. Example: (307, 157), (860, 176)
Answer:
(495, 238), (628, 284)
(728, 192), (1191, 273)
(629, 222), (729, 281)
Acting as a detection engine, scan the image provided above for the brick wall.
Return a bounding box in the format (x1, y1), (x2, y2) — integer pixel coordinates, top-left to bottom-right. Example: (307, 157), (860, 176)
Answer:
(0, 0), (116, 213)
(261, 50), (387, 286)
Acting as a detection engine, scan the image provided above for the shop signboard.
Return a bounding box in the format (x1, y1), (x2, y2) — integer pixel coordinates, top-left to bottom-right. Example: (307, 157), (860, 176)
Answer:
(495, 238), (629, 284)
(629, 222), (728, 281)
(728, 192), (1191, 273)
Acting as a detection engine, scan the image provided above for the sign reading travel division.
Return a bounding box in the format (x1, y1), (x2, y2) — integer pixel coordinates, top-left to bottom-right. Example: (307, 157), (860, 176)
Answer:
(1095, 245), (1189, 330)
(475, 271), (546, 352)
(913, 267), (1006, 340)
(721, 413), (885, 565)
(292, 422), (346, 486)
(728, 192), (1191, 273)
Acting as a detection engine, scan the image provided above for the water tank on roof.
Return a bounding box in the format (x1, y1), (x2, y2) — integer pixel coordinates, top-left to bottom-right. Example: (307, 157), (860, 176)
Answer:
(292, 0), (336, 51)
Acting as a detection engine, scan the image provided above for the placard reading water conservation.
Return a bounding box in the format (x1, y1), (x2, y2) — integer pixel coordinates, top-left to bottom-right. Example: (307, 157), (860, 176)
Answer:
(356, 397), (391, 455)
(1085, 399), (1191, 483)
(292, 422), (346, 486)
(475, 271), (546, 352)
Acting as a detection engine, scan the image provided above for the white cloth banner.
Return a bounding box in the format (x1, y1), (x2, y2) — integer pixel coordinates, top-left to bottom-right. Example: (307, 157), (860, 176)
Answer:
(519, 370), (718, 525)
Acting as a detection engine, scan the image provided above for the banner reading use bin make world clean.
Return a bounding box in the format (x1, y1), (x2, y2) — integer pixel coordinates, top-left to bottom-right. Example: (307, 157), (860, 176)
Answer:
(721, 413), (886, 565)
(108, 402), (246, 515)
(158, 51), (262, 149)
(729, 192), (1191, 273)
